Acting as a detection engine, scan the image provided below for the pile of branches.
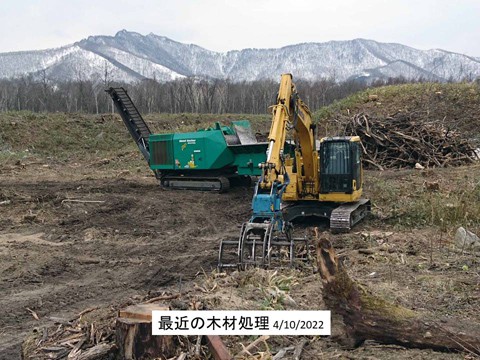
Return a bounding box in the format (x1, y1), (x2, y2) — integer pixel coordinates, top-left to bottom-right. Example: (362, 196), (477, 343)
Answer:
(23, 307), (116, 360)
(341, 112), (478, 169)
(22, 294), (212, 360)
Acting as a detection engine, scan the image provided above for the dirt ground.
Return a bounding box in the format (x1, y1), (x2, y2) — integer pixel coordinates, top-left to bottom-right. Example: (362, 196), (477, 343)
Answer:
(0, 161), (253, 359)
(1, 160), (479, 359)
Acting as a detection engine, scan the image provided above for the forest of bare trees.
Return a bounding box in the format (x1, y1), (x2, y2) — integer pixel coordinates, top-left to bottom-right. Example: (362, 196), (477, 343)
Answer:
(0, 75), (422, 114)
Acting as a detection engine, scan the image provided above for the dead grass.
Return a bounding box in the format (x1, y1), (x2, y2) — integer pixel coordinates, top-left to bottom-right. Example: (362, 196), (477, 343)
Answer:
(2, 110), (480, 233)
(3, 107), (478, 359)
(315, 82), (480, 140)
(365, 165), (480, 231)
(0, 111), (271, 165)
(199, 268), (301, 311)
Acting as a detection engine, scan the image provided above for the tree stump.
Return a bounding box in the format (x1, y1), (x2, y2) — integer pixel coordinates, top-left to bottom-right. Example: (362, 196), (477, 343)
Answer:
(315, 233), (480, 355)
(116, 304), (175, 360)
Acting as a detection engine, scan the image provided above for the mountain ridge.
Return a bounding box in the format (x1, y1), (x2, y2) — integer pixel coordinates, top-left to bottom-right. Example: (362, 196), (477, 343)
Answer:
(0, 30), (479, 83)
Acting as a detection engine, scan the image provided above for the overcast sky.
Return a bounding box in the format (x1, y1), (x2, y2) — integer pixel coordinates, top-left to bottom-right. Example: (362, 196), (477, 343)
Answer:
(1, 0), (479, 56)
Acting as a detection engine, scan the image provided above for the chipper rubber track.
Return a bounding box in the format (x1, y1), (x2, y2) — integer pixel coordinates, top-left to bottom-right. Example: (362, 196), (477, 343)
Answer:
(160, 174), (231, 193)
(218, 222), (308, 271)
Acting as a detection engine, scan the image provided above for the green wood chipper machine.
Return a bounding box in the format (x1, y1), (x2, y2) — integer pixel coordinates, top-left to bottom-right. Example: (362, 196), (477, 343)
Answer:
(107, 87), (270, 192)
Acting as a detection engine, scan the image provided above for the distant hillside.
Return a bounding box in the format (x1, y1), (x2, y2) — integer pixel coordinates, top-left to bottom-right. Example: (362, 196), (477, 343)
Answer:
(0, 30), (479, 83)
(317, 82), (480, 140)
(0, 112), (271, 163)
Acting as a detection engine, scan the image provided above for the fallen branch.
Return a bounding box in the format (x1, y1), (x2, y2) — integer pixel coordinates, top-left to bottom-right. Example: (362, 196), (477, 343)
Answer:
(26, 307), (40, 320)
(206, 335), (232, 360)
(195, 335), (202, 358)
(235, 335), (270, 358)
(61, 199), (105, 204)
(77, 307), (100, 318)
(76, 343), (116, 360)
(272, 346), (294, 360)
(144, 293), (180, 304)
(293, 339), (308, 360)
(362, 158), (384, 171)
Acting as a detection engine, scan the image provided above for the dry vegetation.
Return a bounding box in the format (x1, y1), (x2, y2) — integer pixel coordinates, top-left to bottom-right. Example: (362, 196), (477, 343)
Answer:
(316, 82), (480, 169)
(0, 111), (271, 164)
(316, 82), (480, 137)
(1, 83), (479, 359)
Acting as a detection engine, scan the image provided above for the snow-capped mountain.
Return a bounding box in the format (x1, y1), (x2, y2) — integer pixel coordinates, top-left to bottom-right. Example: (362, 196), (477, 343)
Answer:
(1, 30), (479, 83)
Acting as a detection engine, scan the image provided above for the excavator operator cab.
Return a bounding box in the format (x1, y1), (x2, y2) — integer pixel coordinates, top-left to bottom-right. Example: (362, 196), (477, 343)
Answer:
(319, 137), (362, 198)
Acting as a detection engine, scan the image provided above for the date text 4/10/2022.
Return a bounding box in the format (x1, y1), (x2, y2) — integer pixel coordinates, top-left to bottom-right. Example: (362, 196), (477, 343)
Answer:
(152, 310), (331, 336)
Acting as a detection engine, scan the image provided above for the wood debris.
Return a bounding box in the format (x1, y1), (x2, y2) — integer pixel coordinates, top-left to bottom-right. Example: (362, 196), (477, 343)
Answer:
(206, 335), (233, 360)
(143, 293), (180, 304)
(26, 307), (40, 321)
(337, 112), (478, 169)
(315, 231), (480, 355)
(23, 296), (221, 360)
(61, 199), (105, 204)
(235, 335), (270, 358)
(24, 310), (116, 360)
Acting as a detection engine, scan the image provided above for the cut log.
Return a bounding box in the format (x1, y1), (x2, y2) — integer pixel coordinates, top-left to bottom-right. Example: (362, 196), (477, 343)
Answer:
(315, 234), (480, 355)
(234, 335), (269, 358)
(116, 304), (176, 360)
(77, 343), (116, 360)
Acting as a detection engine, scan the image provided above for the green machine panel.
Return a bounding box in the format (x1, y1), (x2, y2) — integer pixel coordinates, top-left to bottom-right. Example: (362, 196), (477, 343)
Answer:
(230, 143), (268, 175)
(150, 134), (174, 167)
(149, 121), (270, 177)
(150, 127), (235, 171)
(173, 131), (234, 170)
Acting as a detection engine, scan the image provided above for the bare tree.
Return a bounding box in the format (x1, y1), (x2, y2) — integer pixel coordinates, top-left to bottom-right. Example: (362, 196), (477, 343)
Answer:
(0, 75), (436, 114)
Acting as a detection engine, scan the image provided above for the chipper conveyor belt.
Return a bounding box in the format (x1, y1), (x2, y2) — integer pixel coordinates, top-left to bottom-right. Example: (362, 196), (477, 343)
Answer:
(107, 87), (152, 162)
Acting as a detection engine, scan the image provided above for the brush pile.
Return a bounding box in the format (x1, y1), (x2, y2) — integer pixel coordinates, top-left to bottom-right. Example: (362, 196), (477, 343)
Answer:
(340, 112), (478, 170)
(22, 307), (116, 360)
(22, 295), (214, 360)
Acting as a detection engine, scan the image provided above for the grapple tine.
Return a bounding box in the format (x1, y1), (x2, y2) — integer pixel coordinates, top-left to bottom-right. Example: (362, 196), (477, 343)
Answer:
(217, 220), (310, 270)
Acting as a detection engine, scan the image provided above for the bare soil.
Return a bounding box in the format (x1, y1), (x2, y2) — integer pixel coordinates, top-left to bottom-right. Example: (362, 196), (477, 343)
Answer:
(1, 159), (479, 359)
(2, 87), (479, 359)
(0, 162), (251, 359)
(0, 162), (480, 359)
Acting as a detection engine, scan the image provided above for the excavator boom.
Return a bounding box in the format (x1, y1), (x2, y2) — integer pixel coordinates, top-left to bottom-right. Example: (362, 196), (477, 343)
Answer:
(265, 74), (293, 169)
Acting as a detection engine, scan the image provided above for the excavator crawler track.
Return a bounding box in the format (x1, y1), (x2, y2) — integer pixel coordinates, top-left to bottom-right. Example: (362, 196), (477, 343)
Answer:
(330, 198), (371, 233)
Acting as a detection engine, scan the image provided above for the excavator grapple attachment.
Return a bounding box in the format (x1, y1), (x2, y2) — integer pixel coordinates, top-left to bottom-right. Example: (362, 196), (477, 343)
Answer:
(218, 222), (308, 271)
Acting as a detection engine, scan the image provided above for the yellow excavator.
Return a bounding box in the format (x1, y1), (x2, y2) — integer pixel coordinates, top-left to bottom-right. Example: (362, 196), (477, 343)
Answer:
(218, 74), (370, 269)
